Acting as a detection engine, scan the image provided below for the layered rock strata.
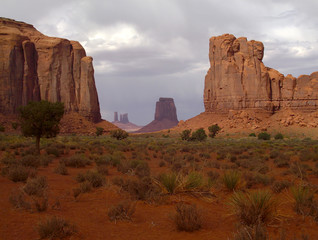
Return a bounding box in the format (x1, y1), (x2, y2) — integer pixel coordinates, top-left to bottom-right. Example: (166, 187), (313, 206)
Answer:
(204, 34), (318, 113)
(0, 18), (101, 122)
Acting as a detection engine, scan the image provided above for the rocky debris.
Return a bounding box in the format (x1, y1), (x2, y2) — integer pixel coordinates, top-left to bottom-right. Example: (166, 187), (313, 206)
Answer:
(137, 98), (179, 133)
(204, 34), (318, 113)
(0, 18), (101, 122)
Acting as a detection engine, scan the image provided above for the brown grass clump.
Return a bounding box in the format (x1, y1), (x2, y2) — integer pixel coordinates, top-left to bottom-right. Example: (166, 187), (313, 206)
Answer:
(174, 202), (202, 232)
(108, 200), (136, 221)
(37, 216), (77, 239)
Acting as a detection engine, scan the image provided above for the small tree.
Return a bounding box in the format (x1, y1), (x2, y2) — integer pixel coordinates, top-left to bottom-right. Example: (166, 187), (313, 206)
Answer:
(208, 124), (221, 138)
(19, 101), (64, 154)
(110, 129), (128, 140)
(96, 127), (104, 136)
(180, 129), (192, 141)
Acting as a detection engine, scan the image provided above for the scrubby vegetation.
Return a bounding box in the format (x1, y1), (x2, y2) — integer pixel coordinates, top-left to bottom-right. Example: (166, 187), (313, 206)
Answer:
(1, 133), (318, 239)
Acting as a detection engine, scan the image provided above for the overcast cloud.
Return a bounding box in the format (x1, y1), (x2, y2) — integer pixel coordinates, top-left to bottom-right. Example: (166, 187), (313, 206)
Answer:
(1, 0), (318, 125)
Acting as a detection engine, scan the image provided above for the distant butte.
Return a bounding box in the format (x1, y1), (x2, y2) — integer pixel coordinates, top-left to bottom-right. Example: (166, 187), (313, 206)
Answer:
(137, 98), (179, 133)
(112, 112), (142, 133)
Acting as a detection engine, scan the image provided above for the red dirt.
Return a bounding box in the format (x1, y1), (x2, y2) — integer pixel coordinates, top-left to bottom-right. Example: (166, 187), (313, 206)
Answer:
(1, 143), (318, 239)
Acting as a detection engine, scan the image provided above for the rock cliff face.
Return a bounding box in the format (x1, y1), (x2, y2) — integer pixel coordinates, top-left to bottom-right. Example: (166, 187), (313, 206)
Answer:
(137, 98), (178, 133)
(0, 18), (101, 122)
(204, 34), (318, 113)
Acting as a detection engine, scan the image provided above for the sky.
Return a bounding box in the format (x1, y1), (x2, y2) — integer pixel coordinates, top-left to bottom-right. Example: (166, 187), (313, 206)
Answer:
(1, 0), (318, 125)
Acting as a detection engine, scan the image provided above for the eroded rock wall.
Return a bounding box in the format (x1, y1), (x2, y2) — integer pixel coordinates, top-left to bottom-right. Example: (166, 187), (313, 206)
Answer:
(204, 34), (318, 113)
(0, 18), (101, 122)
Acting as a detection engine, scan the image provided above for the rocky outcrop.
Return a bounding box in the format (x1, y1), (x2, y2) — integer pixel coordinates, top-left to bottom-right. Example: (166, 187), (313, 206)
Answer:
(137, 98), (178, 133)
(0, 18), (101, 122)
(204, 34), (318, 113)
(119, 113), (129, 124)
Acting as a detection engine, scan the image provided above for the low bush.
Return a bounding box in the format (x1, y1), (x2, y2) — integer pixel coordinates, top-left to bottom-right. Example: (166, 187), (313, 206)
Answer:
(110, 129), (128, 140)
(61, 154), (91, 168)
(190, 128), (207, 142)
(258, 132), (271, 140)
(274, 133), (284, 140)
(229, 190), (277, 226)
(54, 163), (68, 175)
(4, 165), (35, 182)
(108, 200), (136, 221)
(113, 177), (161, 202)
(76, 171), (104, 188)
(37, 216), (76, 239)
(23, 176), (47, 197)
(9, 189), (31, 210)
(185, 172), (204, 190)
(180, 129), (192, 141)
(96, 127), (104, 136)
(290, 185), (314, 215)
(158, 172), (180, 194)
(174, 202), (202, 232)
(222, 170), (241, 191)
(249, 133), (256, 137)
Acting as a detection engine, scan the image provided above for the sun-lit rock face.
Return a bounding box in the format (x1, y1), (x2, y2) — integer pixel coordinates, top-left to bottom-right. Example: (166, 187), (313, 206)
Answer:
(0, 18), (101, 122)
(204, 34), (318, 113)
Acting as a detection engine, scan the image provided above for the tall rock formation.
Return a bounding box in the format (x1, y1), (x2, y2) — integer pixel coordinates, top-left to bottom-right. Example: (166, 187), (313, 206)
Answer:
(0, 18), (101, 122)
(204, 34), (318, 113)
(120, 113), (129, 124)
(137, 98), (178, 133)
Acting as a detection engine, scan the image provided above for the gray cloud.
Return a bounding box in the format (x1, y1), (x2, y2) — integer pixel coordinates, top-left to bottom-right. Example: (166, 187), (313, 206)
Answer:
(1, 0), (318, 125)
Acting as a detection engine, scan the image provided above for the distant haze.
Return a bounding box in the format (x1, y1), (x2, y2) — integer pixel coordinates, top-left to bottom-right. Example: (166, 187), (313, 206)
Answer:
(1, 0), (318, 125)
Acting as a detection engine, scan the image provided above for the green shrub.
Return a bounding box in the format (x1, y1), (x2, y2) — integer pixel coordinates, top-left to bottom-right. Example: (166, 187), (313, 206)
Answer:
(222, 170), (241, 191)
(249, 133), (256, 137)
(190, 128), (207, 142)
(274, 133), (284, 140)
(174, 202), (202, 232)
(37, 216), (76, 239)
(5, 165), (34, 182)
(76, 171), (104, 188)
(229, 190), (277, 226)
(96, 127), (104, 136)
(180, 129), (192, 141)
(61, 154), (91, 168)
(258, 132), (271, 140)
(108, 200), (136, 221)
(208, 124), (221, 138)
(23, 176), (47, 197)
(185, 172), (204, 190)
(110, 129), (128, 140)
(158, 172), (180, 194)
(290, 185), (314, 214)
